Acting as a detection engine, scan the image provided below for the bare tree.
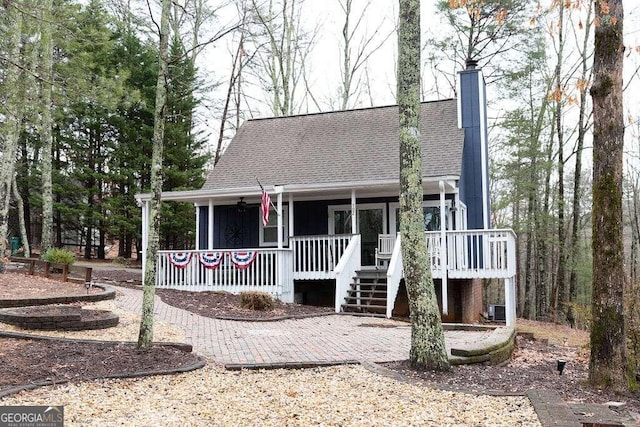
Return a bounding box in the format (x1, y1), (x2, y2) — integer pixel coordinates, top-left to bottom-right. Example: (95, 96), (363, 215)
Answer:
(337, 0), (392, 110)
(248, 0), (316, 116)
(138, 0), (170, 349)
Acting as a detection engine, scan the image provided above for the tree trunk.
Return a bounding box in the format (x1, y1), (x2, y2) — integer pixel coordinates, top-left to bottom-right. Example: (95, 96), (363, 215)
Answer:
(568, 0), (593, 327)
(589, 0), (631, 391)
(0, 5), (24, 257)
(397, 0), (449, 371)
(11, 175), (30, 258)
(39, 0), (55, 254)
(138, 0), (170, 349)
(554, 3), (567, 321)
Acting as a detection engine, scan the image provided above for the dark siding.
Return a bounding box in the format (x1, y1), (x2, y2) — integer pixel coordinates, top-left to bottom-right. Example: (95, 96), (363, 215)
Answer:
(459, 68), (490, 229)
(214, 205), (259, 249)
(294, 200), (337, 235)
(198, 206), (208, 250)
(199, 195), (457, 249)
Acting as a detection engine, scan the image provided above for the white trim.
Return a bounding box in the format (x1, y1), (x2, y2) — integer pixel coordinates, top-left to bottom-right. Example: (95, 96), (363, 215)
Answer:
(478, 71), (490, 229)
(288, 193), (294, 238)
(207, 200), (214, 250)
(277, 192), (283, 249)
(141, 201), (149, 278)
(388, 200), (453, 233)
(350, 190), (357, 236)
(439, 181), (448, 316)
(194, 205), (200, 250)
(456, 74), (462, 128)
(134, 176), (461, 203)
(328, 203), (388, 235)
(259, 204), (288, 247)
(459, 202), (468, 230)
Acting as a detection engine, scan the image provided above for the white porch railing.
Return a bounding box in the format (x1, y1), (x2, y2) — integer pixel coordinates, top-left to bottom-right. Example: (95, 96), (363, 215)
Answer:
(439, 229), (516, 278)
(334, 235), (361, 313)
(291, 234), (354, 280)
(156, 249), (294, 302)
(386, 234), (403, 318)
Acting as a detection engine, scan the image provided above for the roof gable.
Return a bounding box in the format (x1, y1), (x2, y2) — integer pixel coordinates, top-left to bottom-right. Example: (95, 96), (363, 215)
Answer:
(203, 99), (464, 191)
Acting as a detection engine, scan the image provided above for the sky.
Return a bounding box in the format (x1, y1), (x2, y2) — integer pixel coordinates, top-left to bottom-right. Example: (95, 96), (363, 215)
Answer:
(192, 0), (640, 162)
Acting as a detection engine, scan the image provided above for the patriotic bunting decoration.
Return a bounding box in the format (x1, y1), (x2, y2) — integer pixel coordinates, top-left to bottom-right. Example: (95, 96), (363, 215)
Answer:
(229, 251), (257, 269)
(167, 252), (192, 268)
(198, 251), (224, 269)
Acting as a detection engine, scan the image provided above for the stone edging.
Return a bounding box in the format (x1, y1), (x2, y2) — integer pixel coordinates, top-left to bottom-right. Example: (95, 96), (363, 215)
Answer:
(0, 330), (206, 399)
(224, 360), (360, 371)
(0, 330), (193, 353)
(0, 359), (206, 399)
(0, 284), (116, 308)
(0, 307), (119, 331)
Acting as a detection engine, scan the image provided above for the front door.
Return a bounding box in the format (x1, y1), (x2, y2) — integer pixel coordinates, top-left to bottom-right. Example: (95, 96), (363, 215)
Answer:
(329, 204), (386, 266)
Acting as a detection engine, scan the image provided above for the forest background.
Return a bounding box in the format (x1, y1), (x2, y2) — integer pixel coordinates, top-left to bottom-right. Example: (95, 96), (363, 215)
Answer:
(1, 0), (640, 327)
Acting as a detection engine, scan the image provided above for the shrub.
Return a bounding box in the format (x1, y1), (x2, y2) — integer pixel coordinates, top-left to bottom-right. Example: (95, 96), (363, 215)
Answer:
(42, 248), (76, 265)
(239, 291), (275, 311)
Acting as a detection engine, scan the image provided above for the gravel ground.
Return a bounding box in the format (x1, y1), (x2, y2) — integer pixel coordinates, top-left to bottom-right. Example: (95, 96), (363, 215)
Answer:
(1, 364), (541, 426)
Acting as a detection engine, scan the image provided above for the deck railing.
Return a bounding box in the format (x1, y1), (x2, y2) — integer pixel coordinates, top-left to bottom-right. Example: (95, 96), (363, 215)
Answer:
(156, 249), (294, 301)
(334, 235), (361, 313)
(443, 229), (516, 278)
(291, 234), (354, 280)
(385, 234), (403, 318)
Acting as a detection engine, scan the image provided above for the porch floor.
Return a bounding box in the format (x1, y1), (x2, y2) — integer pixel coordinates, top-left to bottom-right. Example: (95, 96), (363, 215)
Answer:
(114, 286), (512, 366)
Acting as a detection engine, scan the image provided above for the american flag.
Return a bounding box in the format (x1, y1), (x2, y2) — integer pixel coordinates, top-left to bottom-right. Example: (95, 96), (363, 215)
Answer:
(261, 190), (271, 226)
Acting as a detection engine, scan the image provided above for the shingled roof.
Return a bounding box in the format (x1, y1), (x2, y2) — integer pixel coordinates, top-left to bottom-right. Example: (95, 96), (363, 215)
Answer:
(202, 99), (464, 191)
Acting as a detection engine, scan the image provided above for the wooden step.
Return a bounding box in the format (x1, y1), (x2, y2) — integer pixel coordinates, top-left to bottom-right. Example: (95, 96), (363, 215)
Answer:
(343, 296), (388, 303)
(341, 303), (386, 310)
(355, 270), (388, 279)
(346, 287), (387, 294)
(336, 312), (386, 318)
(351, 282), (387, 288)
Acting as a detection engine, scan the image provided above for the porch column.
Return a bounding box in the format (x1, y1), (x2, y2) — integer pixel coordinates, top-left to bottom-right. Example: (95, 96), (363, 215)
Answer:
(350, 189), (356, 234)
(141, 200), (149, 278)
(194, 204), (200, 250)
(439, 180), (448, 315)
(275, 186), (284, 249)
(288, 193), (294, 238)
(454, 189), (461, 230)
(207, 200), (214, 250)
(505, 276), (517, 327)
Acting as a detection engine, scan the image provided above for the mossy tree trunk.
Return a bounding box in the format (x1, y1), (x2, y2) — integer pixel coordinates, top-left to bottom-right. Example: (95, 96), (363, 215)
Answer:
(11, 175), (30, 258)
(0, 3), (24, 257)
(397, 0), (449, 371)
(138, 0), (170, 349)
(39, 0), (55, 255)
(589, 0), (632, 391)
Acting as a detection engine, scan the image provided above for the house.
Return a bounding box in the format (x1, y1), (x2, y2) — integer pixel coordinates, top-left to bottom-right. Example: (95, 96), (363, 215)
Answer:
(135, 61), (517, 326)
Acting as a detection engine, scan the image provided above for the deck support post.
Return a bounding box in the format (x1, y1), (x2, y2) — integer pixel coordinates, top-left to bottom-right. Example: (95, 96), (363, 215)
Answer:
(439, 181), (448, 315)
(505, 276), (517, 327)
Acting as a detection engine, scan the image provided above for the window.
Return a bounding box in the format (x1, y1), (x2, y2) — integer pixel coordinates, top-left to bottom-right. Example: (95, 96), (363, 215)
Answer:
(389, 201), (452, 233)
(259, 205), (288, 246)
